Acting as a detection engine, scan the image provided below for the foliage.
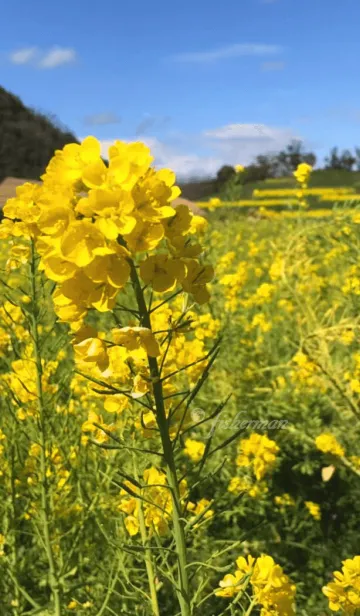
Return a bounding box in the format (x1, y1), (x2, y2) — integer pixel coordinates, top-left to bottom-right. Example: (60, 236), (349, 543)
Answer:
(325, 148), (357, 172)
(0, 86), (77, 182)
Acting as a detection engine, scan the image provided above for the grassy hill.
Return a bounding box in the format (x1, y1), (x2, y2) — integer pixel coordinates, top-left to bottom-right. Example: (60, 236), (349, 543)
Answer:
(240, 169), (360, 199)
(180, 169), (360, 202)
(0, 86), (77, 182)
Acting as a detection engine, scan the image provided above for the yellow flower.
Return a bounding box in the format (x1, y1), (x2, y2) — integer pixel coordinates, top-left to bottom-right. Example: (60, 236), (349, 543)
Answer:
(293, 162), (312, 185)
(103, 395), (128, 414)
(215, 570), (248, 598)
(120, 467), (176, 538)
(112, 326), (160, 358)
(340, 329), (355, 345)
(140, 254), (186, 292)
(73, 336), (109, 372)
(250, 554), (296, 614)
(235, 554), (256, 576)
(315, 433), (345, 457)
(163, 204), (193, 239)
(305, 501), (321, 521)
(236, 433), (279, 480)
(323, 556), (360, 614)
(0, 534), (5, 557)
(181, 259), (214, 304)
(191, 498), (213, 518)
(274, 494), (295, 509)
(124, 219), (164, 253)
(228, 476), (251, 494)
(217, 554), (295, 614)
(81, 410), (114, 444)
(124, 515), (140, 536)
(60, 220), (107, 267)
(184, 438), (205, 463)
(44, 135), (105, 188)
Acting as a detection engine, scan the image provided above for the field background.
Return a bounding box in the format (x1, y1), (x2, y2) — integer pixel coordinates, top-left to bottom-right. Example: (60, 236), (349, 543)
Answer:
(1, 191), (359, 614)
(0, 86), (359, 614)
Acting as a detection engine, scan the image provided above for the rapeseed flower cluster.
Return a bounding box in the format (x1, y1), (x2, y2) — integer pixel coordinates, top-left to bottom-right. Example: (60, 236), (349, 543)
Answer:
(184, 438), (205, 462)
(323, 556), (360, 614)
(118, 466), (182, 536)
(315, 433), (345, 457)
(236, 433), (279, 481)
(305, 501), (321, 521)
(293, 162), (313, 208)
(253, 187), (355, 198)
(0, 137), (218, 445)
(1, 137), (213, 328)
(274, 493), (295, 510)
(216, 554), (296, 615)
(228, 434), (279, 499)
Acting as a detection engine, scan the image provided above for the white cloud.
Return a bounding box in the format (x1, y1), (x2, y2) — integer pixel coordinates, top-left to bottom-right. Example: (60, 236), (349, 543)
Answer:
(97, 136), (223, 180)
(88, 121), (300, 180)
(84, 112), (121, 126)
(203, 123), (299, 171)
(204, 123), (294, 141)
(140, 137), (224, 179)
(95, 136), (223, 180)
(10, 47), (38, 65)
(171, 43), (282, 63)
(38, 47), (76, 68)
(9, 46), (76, 68)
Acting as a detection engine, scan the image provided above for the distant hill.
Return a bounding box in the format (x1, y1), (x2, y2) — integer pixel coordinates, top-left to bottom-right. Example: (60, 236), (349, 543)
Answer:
(179, 178), (218, 201)
(0, 86), (77, 182)
(180, 169), (360, 202)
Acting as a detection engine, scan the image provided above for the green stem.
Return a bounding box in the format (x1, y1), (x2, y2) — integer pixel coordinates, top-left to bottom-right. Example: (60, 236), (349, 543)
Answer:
(129, 260), (191, 616)
(132, 455), (160, 616)
(29, 242), (62, 616)
(9, 446), (21, 615)
(244, 596), (257, 616)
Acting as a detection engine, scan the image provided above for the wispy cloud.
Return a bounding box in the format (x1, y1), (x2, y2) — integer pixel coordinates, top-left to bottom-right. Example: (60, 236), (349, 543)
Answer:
(84, 112), (121, 126)
(37, 47), (76, 68)
(171, 43), (283, 63)
(10, 47), (38, 65)
(9, 46), (77, 69)
(261, 60), (286, 71)
(204, 123), (291, 140)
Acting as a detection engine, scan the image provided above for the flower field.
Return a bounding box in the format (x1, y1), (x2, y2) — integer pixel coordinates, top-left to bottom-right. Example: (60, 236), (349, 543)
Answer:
(196, 165), (360, 211)
(0, 139), (359, 615)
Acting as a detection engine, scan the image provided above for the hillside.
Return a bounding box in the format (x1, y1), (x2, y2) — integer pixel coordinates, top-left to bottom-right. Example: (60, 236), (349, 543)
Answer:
(180, 169), (360, 202)
(0, 86), (77, 182)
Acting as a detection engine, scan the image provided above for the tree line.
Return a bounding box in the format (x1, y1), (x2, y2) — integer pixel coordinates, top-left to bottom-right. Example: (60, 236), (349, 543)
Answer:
(216, 141), (360, 187)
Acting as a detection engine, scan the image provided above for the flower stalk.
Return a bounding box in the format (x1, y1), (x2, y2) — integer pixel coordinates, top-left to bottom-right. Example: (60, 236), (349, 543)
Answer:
(132, 454), (160, 616)
(29, 241), (62, 616)
(129, 258), (191, 616)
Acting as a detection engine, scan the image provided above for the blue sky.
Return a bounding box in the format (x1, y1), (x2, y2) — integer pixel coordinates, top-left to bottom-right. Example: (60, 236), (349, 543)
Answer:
(1, 0), (360, 178)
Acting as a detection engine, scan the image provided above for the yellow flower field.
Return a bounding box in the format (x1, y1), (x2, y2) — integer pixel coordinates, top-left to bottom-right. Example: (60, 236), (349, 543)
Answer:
(198, 166), (360, 211)
(0, 141), (359, 616)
